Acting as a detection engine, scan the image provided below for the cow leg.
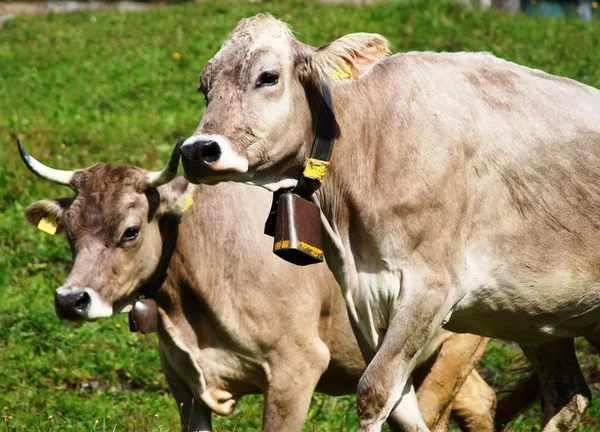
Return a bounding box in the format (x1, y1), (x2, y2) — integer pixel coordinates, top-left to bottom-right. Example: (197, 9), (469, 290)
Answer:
(356, 272), (454, 432)
(159, 346), (212, 432)
(451, 369), (496, 432)
(431, 405), (451, 432)
(386, 376), (429, 431)
(262, 374), (322, 431)
(584, 328), (600, 353)
(177, 399), (212, 432)
(351, 314), (420, 432)
(415, 333), (490, 430)
(262, 347), (329, 432)
(520, 339), (590, 432)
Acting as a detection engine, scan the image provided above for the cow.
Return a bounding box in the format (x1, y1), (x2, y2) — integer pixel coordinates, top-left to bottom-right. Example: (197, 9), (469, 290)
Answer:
(178, 13), (600, 432)
(18, 140), (496, 432)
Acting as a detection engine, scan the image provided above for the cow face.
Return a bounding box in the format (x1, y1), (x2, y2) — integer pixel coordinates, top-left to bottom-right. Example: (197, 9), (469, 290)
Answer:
(181, 13), (388, 191)
(20, 140), (189, 321)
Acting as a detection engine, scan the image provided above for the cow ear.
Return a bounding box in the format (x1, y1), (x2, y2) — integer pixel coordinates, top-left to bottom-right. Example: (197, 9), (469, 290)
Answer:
(302, 33), (389, 82)
(155, 177), (196, 217)
(25, 197), (73, 235)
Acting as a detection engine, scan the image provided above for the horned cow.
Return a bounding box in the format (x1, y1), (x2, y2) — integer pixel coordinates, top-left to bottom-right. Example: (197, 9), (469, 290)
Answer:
(20, 140), (495, 431)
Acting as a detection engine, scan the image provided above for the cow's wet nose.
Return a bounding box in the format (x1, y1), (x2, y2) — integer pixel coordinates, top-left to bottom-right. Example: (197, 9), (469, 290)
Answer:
(55, 290), (91, 320)
(180, 139), (222, 165)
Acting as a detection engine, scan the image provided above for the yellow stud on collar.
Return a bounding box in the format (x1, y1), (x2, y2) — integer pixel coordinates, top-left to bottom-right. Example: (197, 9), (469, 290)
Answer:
(303, 158), (330, 182)
(38, 217), (58, 235)
(181, 195), (193, 213)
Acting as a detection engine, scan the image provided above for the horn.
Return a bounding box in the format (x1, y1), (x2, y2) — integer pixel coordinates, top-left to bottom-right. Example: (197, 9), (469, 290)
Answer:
(17, 139), (76, 186)
(146, 137), (184, 188)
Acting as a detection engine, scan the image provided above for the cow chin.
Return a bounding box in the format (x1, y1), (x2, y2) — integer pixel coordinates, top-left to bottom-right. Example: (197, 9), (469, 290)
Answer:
(112, 295), (138, 315)
(247, 177), (298, 192)
(182, 162), (245, 185)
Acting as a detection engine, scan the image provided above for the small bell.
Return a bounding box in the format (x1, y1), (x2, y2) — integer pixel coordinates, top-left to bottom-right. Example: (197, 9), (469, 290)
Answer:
(129, 298), (158, 333)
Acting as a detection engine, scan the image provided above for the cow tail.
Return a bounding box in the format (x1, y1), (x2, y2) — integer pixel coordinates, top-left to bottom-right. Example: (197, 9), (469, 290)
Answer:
(493, 370), (539, 431)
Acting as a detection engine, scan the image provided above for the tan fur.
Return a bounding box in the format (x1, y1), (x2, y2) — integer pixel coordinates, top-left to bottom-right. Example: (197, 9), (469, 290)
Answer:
(181, 13), (600, 432)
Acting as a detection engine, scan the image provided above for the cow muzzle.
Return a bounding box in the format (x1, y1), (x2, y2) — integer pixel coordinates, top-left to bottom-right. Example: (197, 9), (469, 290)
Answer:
(54, 288), (112, 321)
(55, 289), (90, 320)
(180, 134), (248, 184)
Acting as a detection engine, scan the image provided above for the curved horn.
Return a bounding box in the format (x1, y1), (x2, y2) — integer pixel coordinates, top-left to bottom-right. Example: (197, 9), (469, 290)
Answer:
(17, 139), (76, 186)
(146, 137), (183, 188)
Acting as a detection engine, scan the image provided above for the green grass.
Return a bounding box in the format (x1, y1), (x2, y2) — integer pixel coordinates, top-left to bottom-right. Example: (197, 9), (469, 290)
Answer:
(1, 0), (600, 430)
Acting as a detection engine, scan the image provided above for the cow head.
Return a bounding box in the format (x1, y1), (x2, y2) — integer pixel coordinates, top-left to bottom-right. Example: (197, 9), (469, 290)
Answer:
(20, 139), (192, 321)
(180, 13), (389, 190)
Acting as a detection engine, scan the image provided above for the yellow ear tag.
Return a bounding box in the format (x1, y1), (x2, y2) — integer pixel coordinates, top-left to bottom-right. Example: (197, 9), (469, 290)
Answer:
(38, 217), (58, 235)
(181, 196), (193, 213)
(330, 63), (352, 80)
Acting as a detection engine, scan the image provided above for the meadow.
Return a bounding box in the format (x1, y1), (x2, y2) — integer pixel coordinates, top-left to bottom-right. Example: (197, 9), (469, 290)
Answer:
(1, 0), (600, 430)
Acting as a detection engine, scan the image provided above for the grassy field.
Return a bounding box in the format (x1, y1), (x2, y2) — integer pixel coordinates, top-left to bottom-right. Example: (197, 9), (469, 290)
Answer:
(1, 0), (600, 430)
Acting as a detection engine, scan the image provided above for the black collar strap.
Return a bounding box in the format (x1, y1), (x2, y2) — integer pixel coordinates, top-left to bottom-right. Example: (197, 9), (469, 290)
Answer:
(264, 80), (335, 238)
(139, 212), (181, 299)
(293, 80), (336, 199)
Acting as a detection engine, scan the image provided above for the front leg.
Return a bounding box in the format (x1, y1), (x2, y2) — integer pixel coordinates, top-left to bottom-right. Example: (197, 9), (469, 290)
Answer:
(159, 346), (213, 432)
(262, 379), (318, 432)
(262, 351), (329, 432)
(386, 376), (429, 432)
(357, 270), (455, 432)
(176, 394), (213, 432)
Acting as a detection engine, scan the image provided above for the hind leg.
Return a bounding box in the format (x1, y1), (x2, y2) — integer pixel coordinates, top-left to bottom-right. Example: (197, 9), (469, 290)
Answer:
(520, 339), (590, 432)
(415, 333), (490, 429)
(585, 328), (600, 353)
(451, 369), (495, 432)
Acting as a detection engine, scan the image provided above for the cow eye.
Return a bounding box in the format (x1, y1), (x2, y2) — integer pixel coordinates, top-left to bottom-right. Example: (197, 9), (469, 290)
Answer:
(256, 71), (279, 87)
(121, 226), (140, 243)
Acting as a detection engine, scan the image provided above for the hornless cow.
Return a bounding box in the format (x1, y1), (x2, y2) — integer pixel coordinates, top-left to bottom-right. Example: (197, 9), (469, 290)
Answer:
(178, 14), (600, 432)
(19, 140), (495, 431)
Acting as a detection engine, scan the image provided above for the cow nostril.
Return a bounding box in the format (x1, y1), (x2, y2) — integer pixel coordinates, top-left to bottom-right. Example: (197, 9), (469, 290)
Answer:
(75, 291), (91, 312)
(55, 290), (92, 320)
(201, 141), (221, 163)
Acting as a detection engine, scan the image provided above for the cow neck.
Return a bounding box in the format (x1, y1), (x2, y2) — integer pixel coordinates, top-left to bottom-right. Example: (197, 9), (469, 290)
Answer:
(264, 80), (336, 238)
(312, 85), (381, 256)
(293, 79), (336, 199)
(129, 212), (181, 334)
(140, 212), (181, 299)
